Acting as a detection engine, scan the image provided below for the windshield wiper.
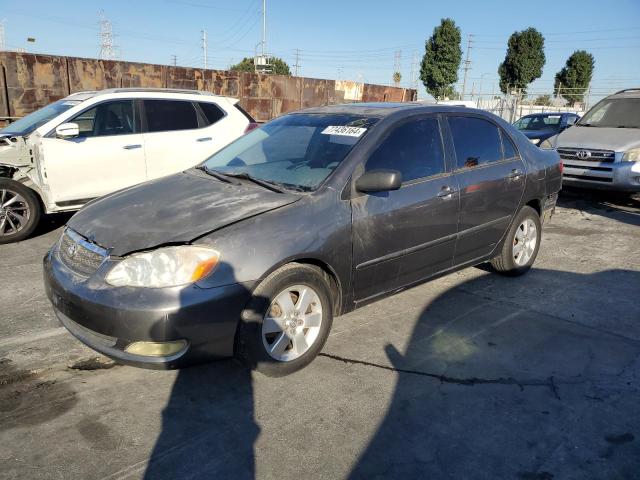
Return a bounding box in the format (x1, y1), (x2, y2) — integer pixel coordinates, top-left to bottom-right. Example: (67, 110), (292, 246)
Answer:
(195, 165), (240, 185)
(223, 172), (286, 193)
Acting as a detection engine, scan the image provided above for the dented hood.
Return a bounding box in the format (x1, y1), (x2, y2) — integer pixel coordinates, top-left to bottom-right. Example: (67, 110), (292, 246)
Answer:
(68, 170), (301, 256)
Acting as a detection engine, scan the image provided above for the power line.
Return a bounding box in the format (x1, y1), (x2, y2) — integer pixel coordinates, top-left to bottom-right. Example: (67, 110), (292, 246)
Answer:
(393, 50), (401, 86)
(98, 10), (116, 60)
(293, 48), (300, 76)
(461, 34), (474, 98)
(201, 29), (207, 69)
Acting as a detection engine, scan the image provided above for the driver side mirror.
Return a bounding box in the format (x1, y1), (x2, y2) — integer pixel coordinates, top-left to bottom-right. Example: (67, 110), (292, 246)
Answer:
(355, 170), (402, 193)
(56, 122), (80, 138)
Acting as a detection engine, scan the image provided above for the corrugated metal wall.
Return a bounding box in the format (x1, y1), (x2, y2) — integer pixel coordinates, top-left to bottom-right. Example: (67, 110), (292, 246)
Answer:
(0, 52), (417, 122)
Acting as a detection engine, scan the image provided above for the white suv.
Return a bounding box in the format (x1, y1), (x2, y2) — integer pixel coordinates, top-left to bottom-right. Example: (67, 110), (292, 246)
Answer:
(0, 88), (256, 243)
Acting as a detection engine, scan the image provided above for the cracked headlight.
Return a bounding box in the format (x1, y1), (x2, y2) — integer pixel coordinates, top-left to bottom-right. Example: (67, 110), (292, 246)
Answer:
(622, 147), (640, 162)
(106, 246), (220, 288)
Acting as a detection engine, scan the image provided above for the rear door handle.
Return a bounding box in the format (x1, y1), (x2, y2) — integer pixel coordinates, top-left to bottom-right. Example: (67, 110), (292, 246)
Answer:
(437, 186), (457, 198)
(196, 137), (212, 142)
(509, 169), (524, 179)
(123, 144), (142, 150)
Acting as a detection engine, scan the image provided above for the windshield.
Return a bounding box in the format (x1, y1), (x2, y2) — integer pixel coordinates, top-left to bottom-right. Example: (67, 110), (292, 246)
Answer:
(578, 98), (640, 128)
(514, 115), (561, 131)
(202, 113), (378, 191)
(0, 99), (81, 136)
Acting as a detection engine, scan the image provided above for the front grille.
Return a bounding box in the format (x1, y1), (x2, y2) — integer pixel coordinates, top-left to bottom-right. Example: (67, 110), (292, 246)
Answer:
(557, 147), (615, 163)
(58, 229), (108, 276)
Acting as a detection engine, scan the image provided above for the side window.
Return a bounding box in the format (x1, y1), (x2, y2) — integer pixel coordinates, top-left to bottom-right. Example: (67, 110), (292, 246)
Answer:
(366, 117), (445, 183)
(448, 116), (503, 169)
(567, 116), (578, 125)
(73, 100), (135, 138)
(144, 100), (199, 132)
(198, 102), (226, 125)
(501, 131), (518, 159)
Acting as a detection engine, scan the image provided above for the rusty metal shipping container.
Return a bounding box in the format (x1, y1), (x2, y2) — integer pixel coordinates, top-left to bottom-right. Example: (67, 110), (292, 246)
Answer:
(0, 52), (417, 124)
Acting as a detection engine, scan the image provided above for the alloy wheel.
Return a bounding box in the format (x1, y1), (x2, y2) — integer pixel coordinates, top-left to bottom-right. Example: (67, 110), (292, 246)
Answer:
(262, 284), (323, 362)
(513, 218), (537, 266)
(0, 188), (30, 237)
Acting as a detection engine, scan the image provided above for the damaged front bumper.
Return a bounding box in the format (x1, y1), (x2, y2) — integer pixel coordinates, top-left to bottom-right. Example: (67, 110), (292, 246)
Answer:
(43, 245), (255, 369)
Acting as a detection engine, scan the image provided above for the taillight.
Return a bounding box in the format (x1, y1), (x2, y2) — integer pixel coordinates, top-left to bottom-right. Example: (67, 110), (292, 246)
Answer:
(244, 122), (259, 134)
(559, 160), (564, 174)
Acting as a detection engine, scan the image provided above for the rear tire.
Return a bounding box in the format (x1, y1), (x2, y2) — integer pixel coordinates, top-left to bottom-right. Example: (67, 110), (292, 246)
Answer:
(0, 178), (41, 244)
(491, 205), (541, 276)
(235, 263), (334, 377)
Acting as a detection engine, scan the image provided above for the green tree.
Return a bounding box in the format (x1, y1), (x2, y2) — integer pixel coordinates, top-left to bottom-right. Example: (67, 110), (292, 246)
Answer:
(420, 18), (462, 100)
(554, 50), (595, 106)
(534, 94), (553, 106)
(230, 57), (291, 75)
(393, 71), (402, 85)
(498, 28), (545, 94)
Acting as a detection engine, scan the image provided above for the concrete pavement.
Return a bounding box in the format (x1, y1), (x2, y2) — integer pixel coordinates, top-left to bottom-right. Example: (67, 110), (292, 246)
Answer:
(1, 190), (639, 479)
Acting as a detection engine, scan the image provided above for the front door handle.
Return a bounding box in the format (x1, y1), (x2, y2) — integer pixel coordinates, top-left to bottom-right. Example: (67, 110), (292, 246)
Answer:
(437, 186), (457, 198)
(196, 137), (212, 142)
(123, 144), (142, 150)
(509, 169), (524, 179)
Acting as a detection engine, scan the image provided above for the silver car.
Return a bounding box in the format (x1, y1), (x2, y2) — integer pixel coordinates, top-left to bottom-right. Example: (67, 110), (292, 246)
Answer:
(541, 88), (640, 192)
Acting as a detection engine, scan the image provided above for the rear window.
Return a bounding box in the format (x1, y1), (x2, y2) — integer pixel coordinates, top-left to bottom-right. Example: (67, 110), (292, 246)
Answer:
(198, 102), (226, 125)
(144, 100), (199, 132)
(448, 116), (503, 169)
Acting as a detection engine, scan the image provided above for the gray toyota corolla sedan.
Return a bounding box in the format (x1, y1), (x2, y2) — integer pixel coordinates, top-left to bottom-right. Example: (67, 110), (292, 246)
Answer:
(44, 103), (561, 376)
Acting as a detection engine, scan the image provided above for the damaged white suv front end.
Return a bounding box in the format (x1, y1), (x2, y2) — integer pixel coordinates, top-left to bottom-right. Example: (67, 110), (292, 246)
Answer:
(0, 88), (252, 243)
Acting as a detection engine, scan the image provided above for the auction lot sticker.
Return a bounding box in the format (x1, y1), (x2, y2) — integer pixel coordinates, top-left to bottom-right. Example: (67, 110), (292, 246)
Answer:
(321, 126), (367, 137)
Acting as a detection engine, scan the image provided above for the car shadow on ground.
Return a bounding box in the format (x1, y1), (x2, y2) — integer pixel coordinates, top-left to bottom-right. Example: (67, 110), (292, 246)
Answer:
(143, 267), (640, 479)
(347, 268), (640, 479)
(558, 187), (640, 227)
(144, 264), (265, 480)
(143, 360), (259, 479)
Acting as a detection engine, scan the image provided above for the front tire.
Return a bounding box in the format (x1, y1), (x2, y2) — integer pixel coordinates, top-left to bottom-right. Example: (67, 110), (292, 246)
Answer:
(0, 178), (41, 244)
(491, 205), (541, 276)
(235, 263), (334, 377)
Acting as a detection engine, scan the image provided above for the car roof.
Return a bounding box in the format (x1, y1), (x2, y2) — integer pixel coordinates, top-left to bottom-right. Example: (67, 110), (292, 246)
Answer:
(610, 88), (640, 99)
(65, 87), (232, 101)
(295, 102), (484, 117)
(521, 112), (575, 118)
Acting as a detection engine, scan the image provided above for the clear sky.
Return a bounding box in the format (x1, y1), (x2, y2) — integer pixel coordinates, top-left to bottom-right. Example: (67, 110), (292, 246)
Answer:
(3, 0), (640, 101)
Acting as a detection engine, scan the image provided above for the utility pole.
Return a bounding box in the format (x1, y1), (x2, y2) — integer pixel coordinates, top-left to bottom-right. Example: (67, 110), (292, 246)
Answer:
(201, 29), (208, 70)
(293, 48), (300, 77)
(98, 10), (116, 60)
(0, 20), (5, 51)
(261, 0), (266, 58)
(584, 84), (591, 111)
(393, 50), (401, 87)
(170, 54), (177, 67)
(409, 50), (419, 90)
(461, 34), (474, 99)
